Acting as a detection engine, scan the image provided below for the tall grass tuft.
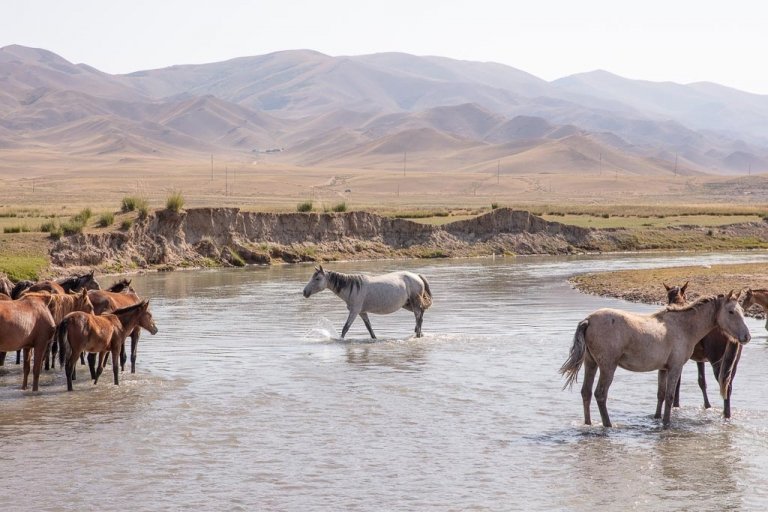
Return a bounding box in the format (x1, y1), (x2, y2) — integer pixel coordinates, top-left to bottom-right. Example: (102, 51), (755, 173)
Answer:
(332, 202), (347, 212)
(165, 190), (185, 212)
(97, 212), (115, 228)
(297, 201), (313, 212)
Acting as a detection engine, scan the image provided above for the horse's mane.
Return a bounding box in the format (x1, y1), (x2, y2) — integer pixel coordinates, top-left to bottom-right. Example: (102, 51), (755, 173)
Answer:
(664, 294), (722, 313)
(56, 272), (94, 290)
(749, 288), (768, 293)
(326, 270), (364, 294)
(11, 280), (34, 299)
(112, 300), (147, 316)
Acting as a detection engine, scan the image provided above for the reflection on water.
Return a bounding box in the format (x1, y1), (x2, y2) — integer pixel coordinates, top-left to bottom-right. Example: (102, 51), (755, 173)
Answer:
(2, 252), (768, 511)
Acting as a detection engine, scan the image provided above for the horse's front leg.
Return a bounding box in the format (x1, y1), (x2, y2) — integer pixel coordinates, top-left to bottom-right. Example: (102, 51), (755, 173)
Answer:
(111, 346), (120, 385)
(341, 310), (359, 339)
(663, 365), (684, 428)
(94, 352), (106, 385)
(655, 369), (667, 419)
(359, 313), (376, 339)
(21, 347), (31, 390)
(411, 306), (425, 338)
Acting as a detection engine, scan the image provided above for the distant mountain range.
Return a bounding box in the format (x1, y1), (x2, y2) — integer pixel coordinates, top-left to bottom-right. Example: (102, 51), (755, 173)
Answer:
(2, 44), (768, 176)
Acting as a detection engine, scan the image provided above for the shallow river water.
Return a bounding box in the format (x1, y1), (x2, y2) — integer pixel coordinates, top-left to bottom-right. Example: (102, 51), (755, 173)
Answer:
(3, 252), (768, 511)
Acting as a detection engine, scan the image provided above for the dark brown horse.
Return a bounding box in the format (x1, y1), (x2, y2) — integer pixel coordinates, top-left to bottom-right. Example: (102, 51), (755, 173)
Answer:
(0, 295), (56, 391)
(743, 288), (768, 331)
(57, 300), (158, 391)
(664, 282), (743, 418)
(88, 288), (144, 374)
(21, 270), (101, 296)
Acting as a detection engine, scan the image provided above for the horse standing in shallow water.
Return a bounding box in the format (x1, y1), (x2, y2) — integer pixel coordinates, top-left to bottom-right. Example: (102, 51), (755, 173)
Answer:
(303, 266), (432, 338)
(560, 292), (750, 428)
(665, 282), (743, 418)
(743, 288), (768, 331)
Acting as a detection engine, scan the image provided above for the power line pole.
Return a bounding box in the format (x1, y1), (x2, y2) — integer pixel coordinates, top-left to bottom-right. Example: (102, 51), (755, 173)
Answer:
(225, 166), (228, 196)
(211, 155), (214, 182)
(674, 153), (678, 176)
(403, 151), (407, 177)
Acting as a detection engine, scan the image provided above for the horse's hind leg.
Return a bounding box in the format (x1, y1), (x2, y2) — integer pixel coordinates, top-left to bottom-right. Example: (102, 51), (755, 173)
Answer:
(129, 327), (140, 373)
(672, 373), (680, 408)
(15, 350), (20, 365)
(663, 366), (684, 427)
(94, 353), (106, 385)
(87, 353), (97, 380)
(594, 365), (616, 427)
(0, 351), (6, 366)
(21, 347), (31, 390)
(31, 344), (45, 392)
(359, 313), (376, 339)
(581, 354), (597, 425)
(698, 361), (711, 409)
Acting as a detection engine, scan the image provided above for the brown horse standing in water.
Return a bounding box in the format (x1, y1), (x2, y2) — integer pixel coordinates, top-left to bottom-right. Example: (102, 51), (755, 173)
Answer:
(0, 295), (56, 391)
(664, 283), (743, 418)
(57, 300), (158, 391)
(560, 292), (751, 428)
(88, 286), (144, 374)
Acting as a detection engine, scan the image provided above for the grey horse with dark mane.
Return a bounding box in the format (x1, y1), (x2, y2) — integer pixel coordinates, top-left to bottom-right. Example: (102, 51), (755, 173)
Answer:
(303, 265), (433, 338)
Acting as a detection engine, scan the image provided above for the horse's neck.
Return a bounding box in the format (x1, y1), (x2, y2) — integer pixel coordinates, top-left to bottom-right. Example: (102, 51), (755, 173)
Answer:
(675, 300), (720, 342)
(756, 291), (768, 308)
(114, 310), (141, 334)
(327, 272), (359, 302)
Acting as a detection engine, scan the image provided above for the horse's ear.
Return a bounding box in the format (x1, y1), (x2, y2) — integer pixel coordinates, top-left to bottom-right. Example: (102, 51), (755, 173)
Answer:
(735, 289), (742, 300)
(81, 289), (87, 297)
(681, 281), (689, 294)
(663, 282), (671, 291)
(318, 264), (324, 273)
(726, 290), (734, 301)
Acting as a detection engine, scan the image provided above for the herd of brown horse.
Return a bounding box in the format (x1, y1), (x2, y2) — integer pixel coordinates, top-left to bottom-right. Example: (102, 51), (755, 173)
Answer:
(0, 271), (158, 392)
(561, 281), (768, 428)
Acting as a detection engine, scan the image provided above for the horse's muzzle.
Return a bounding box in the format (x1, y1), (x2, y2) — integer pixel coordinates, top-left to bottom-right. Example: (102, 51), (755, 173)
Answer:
(740, 333), (751, 344)
(303, 290), (310, 298)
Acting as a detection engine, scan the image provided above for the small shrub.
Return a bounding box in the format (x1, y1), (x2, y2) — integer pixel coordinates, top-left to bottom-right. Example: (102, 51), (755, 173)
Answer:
(120, 219), (133, 231)
(297, 201), (313, 212)
(61, 220), (84, 236)
(332, 202), (347, 212)
(229, 250), (246, 267)
(166, 190), (185, 212)
(97, 212), (115, 228)
(491, 202), (499, 210)
(137, 203), (149, 220)
(121, 196), (140, 212)
(72, 208), (93, 224)
(601, 213), (610, 219)
(40, 220), (57, 233)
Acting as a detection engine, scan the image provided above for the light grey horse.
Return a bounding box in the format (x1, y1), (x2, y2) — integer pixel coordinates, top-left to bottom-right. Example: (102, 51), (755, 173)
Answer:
(303, 265), (433, 339)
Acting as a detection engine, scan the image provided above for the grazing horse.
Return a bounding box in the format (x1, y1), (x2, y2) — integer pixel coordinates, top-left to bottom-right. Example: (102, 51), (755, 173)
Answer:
(88, 288), (144, 373)
(0, 295), (56, 391)
(560, 292), (750, 428)
(303, 265), (432, 338)
(664, 282), (743, 418)
(58, 300), (158, 391)
(743, 288), (768, 331)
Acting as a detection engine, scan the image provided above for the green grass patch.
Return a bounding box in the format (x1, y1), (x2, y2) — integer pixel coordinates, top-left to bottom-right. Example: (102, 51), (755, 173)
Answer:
(120, 219), (133, 231)
(3, 225), (30, 234)
(331, 202), (347, 212)
(0, 255), (48, 281)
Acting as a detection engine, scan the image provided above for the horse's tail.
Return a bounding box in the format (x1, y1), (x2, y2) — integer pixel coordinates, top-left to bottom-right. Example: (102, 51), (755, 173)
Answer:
(718, 342), (742, 399)
(559, 319), (589, 390)
(57, 317), (71, 368)
(418, 274), (433, 310)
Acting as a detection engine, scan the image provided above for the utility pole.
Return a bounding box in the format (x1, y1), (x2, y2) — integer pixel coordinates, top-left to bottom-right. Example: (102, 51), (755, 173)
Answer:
(599, 153), (602, 176)
(211, 155), (214, 182)
(225, 166), (228, 196)
(403, 151), (407, 177)
(674, 153), (678, 176)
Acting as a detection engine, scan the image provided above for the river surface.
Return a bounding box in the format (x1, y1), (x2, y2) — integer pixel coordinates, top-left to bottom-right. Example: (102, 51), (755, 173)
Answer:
(3, 252), (768, 511)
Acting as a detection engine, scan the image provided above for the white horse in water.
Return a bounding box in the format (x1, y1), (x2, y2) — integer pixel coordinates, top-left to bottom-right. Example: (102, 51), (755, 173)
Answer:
(302, 266), (433, 339)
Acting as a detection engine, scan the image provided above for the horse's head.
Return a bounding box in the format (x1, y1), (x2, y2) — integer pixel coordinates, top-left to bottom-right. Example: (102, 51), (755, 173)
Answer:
(137, 300), (159, 335)
(303, 265), (328, 298)
(82, 270), (101, 290)
(742, 288), (755, 310)
(717, 290), (751, 344)
(663, 281), (688, 306)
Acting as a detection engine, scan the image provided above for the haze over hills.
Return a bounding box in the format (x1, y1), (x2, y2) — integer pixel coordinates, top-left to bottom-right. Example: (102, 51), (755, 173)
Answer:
(2, 44), (768, 177)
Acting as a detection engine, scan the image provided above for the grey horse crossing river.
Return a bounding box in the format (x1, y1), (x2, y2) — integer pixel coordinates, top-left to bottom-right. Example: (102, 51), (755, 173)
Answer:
(303, 266), (432, 339)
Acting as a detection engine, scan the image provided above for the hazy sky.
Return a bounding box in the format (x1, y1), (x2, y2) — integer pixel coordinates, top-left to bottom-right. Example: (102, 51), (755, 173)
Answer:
(3, 0), (768, 93)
